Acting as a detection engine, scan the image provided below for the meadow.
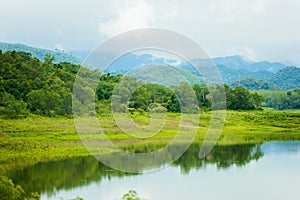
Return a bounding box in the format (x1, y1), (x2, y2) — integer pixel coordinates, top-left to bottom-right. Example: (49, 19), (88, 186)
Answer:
(1, 110), (300, 172)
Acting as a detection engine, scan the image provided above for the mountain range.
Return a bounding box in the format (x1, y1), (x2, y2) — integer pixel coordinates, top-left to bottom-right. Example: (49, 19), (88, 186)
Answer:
(0, 42), (81, 64)
(1, 42), (299, 90)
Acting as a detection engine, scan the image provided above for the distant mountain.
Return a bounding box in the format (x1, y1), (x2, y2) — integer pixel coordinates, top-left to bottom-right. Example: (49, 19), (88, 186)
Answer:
(0, 42), (81, 64)
(213, 55), (253, 71)
(57, 51), (300, 90)
(181, 55), (299, 89)
(229, 67), (300, 90)
(107, 53), (167, 73)
(212, 55), (287, 73)
(125, 65), (204, 86)
(270, 66), (300, 90)
(2, 42), (299, 90)
(216, 65), (274, 84)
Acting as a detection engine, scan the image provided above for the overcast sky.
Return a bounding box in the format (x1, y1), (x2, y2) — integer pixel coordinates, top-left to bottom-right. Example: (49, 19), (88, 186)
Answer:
(0, 0), (300, 64)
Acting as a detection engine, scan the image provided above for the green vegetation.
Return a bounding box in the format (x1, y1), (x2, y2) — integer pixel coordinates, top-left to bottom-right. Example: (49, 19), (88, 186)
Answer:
(223, 85), (263, 110)
(230, 66), (300, 91)
(231, 78), (279, 90)
(0, 51), (298, 170)
(0, 175), (25, 200)
(0, 51), (264, 119)
(0, 175), (39, 200)
(271, 66), (300, 89)
(215, 64), (275, 84)
(0, 50), (300, 199)
(258, 89), (300, 110)
(0, 51), (79, 117)
(120, 190), (145, 200)
(211, 64), (300, 90)
(0, 143), (266, 198)
(1, 110), (300, 172)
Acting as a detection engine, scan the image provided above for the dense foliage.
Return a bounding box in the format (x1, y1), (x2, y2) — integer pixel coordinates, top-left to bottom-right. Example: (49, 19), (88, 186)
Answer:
(270, 66), (300, 90)
(0, 176), (25, 200)
(0, 176), (39, 200)
(223, 85), (263, 110)
(0, 50), (79, 118)
(231, 78), (279, 90)
(259, 89), (300, 110)
(0, 51), (265, 118)
(215, 64), (274, 84)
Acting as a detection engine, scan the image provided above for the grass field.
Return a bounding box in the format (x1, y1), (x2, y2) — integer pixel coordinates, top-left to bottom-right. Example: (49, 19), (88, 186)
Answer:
(1, 110), (300, 172)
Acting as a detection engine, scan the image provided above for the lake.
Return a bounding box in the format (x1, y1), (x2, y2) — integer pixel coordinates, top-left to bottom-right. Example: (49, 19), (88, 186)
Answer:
(5, 141), (300, 200)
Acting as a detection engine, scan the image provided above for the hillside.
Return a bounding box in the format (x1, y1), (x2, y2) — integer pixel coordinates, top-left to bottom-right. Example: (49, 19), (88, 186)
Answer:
(1, 42), (299, 90)
(0, 42), (81, 64)
(271, 66), (300, 90)
(0, 51), (265, 118)
(125, 65), (204, 86)
(216, 65), (274, 84)
(0, 50), (80, 117)
(212, 55), (287, 73)
(231, 78), (279, 90)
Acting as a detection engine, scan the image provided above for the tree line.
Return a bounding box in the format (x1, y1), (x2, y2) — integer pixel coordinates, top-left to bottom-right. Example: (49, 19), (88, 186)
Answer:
(0, 51), (269, 118)
(259, 89), (300, 110)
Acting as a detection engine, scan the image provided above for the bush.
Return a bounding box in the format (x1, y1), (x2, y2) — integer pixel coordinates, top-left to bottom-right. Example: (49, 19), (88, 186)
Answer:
(0, 176), (25, 200)
(0, 92), (28, 118)
(0, 176), (40, 200)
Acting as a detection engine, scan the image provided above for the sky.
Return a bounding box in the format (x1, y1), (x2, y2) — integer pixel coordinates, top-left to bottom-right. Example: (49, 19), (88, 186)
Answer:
(0, 0), (300, 64)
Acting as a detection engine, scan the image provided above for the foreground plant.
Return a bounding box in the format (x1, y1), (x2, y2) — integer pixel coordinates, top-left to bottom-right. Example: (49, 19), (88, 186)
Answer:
(0, 176), (40, 200)
(120, 190), (146, 200)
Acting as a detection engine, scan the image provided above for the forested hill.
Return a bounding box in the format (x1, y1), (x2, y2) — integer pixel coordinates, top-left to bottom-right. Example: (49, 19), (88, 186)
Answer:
(231, 78), (279, 90)
(0, 50), (80, 117)
(270, 66), (300, 90)
(0, 51), (266, 118)
(230, 67), (300, 90)
(1, 42), (299, 90)
(0, 42), (81, 64)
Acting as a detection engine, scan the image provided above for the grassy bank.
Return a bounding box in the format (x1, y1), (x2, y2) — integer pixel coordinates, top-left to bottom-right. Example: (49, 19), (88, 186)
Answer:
(0, 110), (300, 172)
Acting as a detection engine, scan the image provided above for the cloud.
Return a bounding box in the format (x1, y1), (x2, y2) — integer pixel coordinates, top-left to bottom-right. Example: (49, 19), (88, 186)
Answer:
(98, 0), (155, 37)
(54, 43), (65, 51)
(0, 26), (6, 40)
(243, 47), (258, 60)
(209, 0), (270, 22)
(1, 0), (299, 65)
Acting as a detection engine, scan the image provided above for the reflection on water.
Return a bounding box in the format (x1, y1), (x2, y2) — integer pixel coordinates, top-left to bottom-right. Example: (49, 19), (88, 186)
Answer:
(5, 143), (263, 197)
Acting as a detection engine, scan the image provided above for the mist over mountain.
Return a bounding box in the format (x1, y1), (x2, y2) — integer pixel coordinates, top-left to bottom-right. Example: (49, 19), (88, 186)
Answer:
(1, 42), (299, 90)
(212, 55), (287, 73)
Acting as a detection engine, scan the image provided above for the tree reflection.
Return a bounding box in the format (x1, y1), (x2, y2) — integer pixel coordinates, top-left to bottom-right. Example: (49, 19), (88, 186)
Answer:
(5, 143), (263, 197)
(173, 143), (263, 174)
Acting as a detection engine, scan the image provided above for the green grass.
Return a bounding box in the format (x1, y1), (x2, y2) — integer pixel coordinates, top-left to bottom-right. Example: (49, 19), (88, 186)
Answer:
(1, 110), (300, 172)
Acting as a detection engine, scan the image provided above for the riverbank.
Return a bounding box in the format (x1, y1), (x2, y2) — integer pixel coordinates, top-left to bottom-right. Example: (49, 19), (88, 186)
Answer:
(1, 110), (300, 172)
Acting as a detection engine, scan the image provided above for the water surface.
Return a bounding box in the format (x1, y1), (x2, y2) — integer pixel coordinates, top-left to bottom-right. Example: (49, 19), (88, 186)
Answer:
(6, 141), (300, 200)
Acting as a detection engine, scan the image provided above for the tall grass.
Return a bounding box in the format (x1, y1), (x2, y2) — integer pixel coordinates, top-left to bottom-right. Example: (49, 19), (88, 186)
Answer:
(0, 110), (300, 171)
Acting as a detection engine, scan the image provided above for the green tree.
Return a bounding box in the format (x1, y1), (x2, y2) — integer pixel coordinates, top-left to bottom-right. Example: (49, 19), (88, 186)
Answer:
(44, 54), (55, 65)
(0, 92), (28, 118)
(26, 90), (62, 116)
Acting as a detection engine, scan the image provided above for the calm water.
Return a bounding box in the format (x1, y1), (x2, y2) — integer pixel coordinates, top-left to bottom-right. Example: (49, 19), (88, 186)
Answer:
(5, 141), (300, 200)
